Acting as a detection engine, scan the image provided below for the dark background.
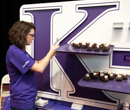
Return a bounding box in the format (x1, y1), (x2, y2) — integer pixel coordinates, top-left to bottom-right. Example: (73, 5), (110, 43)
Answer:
(0, 0), (76, 81)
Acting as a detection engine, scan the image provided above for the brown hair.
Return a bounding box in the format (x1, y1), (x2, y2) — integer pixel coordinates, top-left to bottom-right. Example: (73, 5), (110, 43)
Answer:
(9, 21), (36, 50)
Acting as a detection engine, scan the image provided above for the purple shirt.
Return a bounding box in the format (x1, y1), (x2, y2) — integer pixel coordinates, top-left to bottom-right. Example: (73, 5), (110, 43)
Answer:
(6, 45), (37, 109)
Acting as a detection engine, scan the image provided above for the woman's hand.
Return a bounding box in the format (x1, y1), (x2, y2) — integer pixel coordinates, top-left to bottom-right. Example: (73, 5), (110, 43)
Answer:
(49, 43), (60, 56)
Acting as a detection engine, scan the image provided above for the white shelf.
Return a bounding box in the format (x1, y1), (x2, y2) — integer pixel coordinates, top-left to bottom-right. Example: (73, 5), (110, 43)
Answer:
(113, 22), (123, 29)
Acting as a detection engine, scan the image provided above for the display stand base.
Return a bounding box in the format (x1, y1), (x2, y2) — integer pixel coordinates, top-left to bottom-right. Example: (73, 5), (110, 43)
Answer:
(34, 98), (109, 110)
(35, 98), (48, 107)
(71, 103), (84, 110)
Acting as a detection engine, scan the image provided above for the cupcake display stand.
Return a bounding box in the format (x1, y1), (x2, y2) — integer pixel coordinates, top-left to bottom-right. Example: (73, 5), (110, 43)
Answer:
(56, 44), (114, 55)
(56, 44), (130, 110)
(56, 44), (130, 94)
(78, 75), (130, 94)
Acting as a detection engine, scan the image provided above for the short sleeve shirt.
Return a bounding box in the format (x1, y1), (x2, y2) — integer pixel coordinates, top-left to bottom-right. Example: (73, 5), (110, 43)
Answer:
(6, 45), (37, 109)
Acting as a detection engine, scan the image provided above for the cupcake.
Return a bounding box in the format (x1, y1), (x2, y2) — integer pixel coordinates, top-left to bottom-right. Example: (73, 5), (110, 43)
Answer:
(91, 43), (97, 48)
(84, 74), (91, 81)
(109, 73), (114, 80)
(92, 72), (98, 79)
(74, 43), (81, 48)
(90, 70), (93, 77)
(94, 46), (100, 52)
(122, 73), (128, 80)
(72, 42), (80, 48)
(115, 73), (119, 78)
(86, 42), (90, 47)
(108, 71), (111, 75)
(99, 43), (104, 49)
(72, 42), (77, 47)
(116, 74), (122, 81)
(87, 46), (93, 51)
(102, 45), (110, 52)
(102, 75), (109, 82)
(99, 73), (104, 79)
(79, 42), (83, 46)
(81, 42), (87, 49)
(100, 70), (104, 75)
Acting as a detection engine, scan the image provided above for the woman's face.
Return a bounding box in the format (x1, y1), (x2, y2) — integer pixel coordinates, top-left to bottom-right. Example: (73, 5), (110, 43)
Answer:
(26, 28), (35, 45)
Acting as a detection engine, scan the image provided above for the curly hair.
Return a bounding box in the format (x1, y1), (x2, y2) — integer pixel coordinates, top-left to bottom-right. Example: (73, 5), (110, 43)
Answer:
(9, 21), (36, 50)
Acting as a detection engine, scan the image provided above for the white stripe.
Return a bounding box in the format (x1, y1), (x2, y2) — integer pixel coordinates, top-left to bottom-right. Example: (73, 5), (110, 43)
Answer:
(22, 60), (29, 67)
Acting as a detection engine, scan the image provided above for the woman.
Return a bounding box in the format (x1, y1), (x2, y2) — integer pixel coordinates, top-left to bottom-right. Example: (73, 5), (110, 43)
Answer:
(6, 21), (60, 110)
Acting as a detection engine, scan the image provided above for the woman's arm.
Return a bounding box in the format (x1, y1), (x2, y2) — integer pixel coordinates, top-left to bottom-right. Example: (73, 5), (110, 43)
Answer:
(30, 43), (59, 73)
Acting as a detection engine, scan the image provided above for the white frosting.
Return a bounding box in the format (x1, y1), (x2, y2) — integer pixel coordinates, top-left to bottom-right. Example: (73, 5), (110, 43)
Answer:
(86, 74), (89, 77)
(93, 73), (97, 76)
(123, 73), (127, 77)
(105, 43), (110, 46)
(100, 70), (103, 73)
(117, 75), (121, 78)
(108, 71), (111, 74)
(82, 42), (86, 45)
(104, 75), (108, 79)
(100, 73), (104, 76)
(110, 74), (113, 77)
